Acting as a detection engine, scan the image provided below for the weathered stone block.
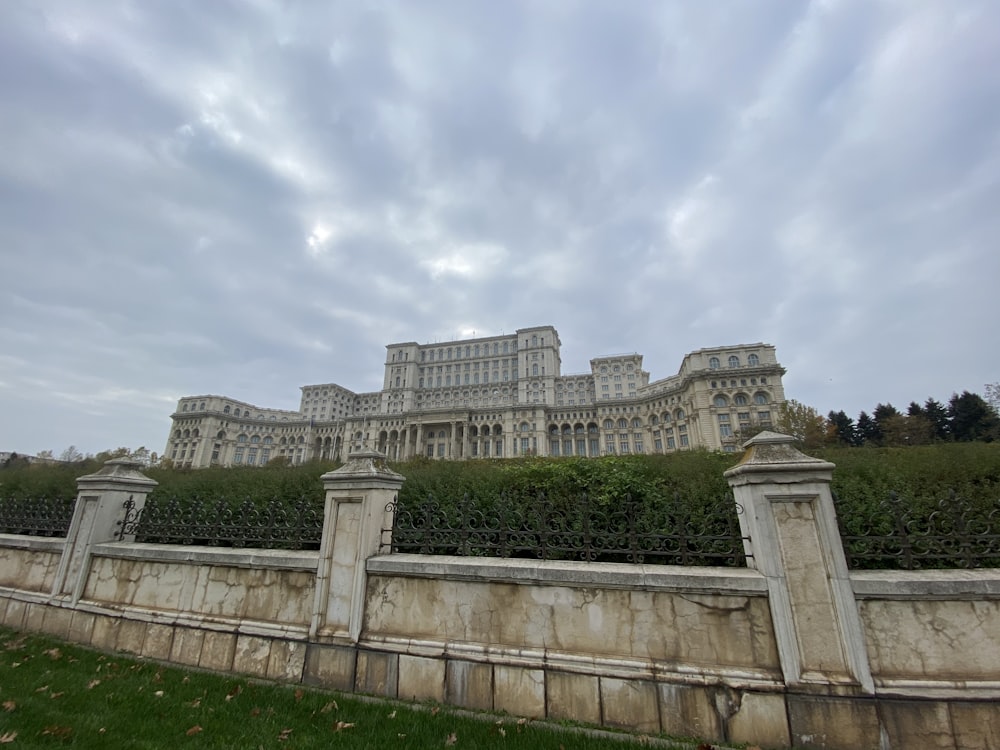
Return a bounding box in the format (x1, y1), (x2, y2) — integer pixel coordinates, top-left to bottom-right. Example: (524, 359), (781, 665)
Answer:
(494, 665), (544, 719)
(2, 599), (25, 629)
(199, 631), (236, 671)
(40, 606), (74, 639)
(726, 691), (790, 749)
(446, 660), (493, 711)
(232, 635), (271, 677)
(303, 643), (356, 691)
(141, 623), (175, 660)
(170, 627), (206, 667)
(879, 700), (956, 750)
(547, 671), (601, 725)
(600, 677), (659, 734)
(68, 611), (96, 644)
(23, 602), (46, 632)
(398, 654), (445, 703)
(658, 683), (723, 741)
(356, 650), (398, 697)
(116, 618), (147, 654)
(951, 701), (1000, 750)
(267, 639), (306, 682)
(89, 615), (120, 651)
(787, 694), (880, 749)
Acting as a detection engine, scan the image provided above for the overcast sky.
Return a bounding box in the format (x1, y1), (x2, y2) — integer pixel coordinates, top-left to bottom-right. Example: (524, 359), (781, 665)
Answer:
(1, 1), (998, 458)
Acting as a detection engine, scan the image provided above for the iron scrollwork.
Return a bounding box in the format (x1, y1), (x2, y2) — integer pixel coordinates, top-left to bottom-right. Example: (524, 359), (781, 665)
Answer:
(0, 497), (75, 537)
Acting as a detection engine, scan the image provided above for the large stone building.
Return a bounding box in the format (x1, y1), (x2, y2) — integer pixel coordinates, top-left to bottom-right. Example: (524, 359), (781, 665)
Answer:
(165, 326), (786, 468)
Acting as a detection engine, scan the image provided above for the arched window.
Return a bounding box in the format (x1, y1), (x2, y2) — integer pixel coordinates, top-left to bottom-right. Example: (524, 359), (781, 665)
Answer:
(250, 435), (261, 444)
(709, 357), (720, 370)
(662, 412), (671, 423)
(728, 356), (740, 368)
(734, 394), (749, 406)
(754, 392), (769, 405)
(675, 408), (686, 420)
(438, 430), (445, 439)
(603, 419), (614, 430)
(650, 415), (659, 425)
(263, 436), (273, 445)
(714, 395), (728, 408)
(748, 353), (759, 366)
(199, 402), (206, 410)
(223, 405), (231, 414)
(237, 434), (248, 443)
(520, 422), (530, 432)
(618, 418), (628, 429)
(632, 418), (642, 428)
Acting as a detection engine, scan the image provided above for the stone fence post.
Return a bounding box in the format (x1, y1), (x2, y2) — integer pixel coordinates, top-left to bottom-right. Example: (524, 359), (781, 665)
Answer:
(52, 459), (158, 603)
(310, 450), (404, 643)
(724, 432), (873, 695)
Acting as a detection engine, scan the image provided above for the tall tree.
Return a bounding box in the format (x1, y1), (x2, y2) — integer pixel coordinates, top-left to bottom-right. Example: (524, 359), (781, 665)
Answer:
(986, 383), (1000, 415)
(59, 445), (83, 462)
(880, 414), (935, 446)
(856, 411), (877, 445)
(948, 391), (1000, 442)
(923, 398), (951, 441)
(826, 410), (858, 446)
(775, 400), (828, 449)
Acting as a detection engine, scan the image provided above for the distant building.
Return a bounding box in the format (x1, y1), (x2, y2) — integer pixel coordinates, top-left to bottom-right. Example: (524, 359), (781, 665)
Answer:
(165, 326), (786, 468)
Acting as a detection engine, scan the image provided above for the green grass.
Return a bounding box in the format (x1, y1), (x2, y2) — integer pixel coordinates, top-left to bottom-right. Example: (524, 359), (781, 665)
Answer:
(0, 627), (700, 749)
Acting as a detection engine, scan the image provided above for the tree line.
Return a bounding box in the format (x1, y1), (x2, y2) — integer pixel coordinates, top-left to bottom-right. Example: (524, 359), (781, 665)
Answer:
(766, 384), (1000, 449)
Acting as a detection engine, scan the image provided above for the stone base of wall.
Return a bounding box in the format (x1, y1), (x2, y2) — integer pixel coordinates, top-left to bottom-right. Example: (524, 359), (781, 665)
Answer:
(3, 590), (999, 750)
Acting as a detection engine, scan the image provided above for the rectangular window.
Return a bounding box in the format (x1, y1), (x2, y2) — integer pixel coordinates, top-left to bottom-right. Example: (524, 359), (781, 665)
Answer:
(233, 449), (244, 464)
(680, 434), (689, 447)
(667, 437), (676, 449)
(550, 440), (560, 456)
(589, 438), (599, 456)
(521, 437), (530, 454)
(619, 436), (630, 453)
(427, 444), (434, 458)
(472, 443), (479, 457)
(654, 438), (663, 451)
(758, 410), (771, 423)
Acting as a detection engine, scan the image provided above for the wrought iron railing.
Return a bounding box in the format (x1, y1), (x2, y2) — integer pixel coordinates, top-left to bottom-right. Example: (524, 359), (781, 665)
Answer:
(383, 492), (749, 567)
(116, 495), (323, 550)
(0, 497), (75, 537)
(834, 490), (1000, 570)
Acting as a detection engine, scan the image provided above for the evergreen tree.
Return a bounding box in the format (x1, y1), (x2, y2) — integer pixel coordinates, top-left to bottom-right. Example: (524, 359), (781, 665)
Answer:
(856, 411), (878, 445)
(948, 391), (1000, 442)
(923, 398), (951, 441)
(827, 410), (858, 446)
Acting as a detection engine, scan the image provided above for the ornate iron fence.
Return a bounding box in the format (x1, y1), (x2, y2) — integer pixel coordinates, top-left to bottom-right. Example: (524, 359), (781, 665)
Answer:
(834, 490), (1000, 570)
(0, 497), (75, 537)
(116, 495), (323, 550)
(383, 492), (749, 567)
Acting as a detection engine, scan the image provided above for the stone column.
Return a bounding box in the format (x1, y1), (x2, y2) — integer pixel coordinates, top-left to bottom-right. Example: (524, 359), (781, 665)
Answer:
(52, 459), (158, 603)
(724, 432), (873, 693)
(310, 450), (404, 643)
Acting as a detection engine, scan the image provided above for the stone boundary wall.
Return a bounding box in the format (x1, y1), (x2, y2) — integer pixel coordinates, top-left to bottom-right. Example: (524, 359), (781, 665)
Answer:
(0, 445), (998, 748)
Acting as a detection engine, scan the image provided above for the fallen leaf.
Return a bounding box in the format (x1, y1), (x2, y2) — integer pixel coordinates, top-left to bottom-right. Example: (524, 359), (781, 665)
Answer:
(696, 744), (715, 750)
(186, 726), (203, 736)
(498, 727), (506, 737)
(11, 662), (20, 669)
(154, 691), (164, 698)
(388, 710), (397, 719)
(398, 734), (407, 739)
(320, 701), (338, 713)
(35, 685), (49, 693)
(445, 731), (458, 746)
(1, 701), (14, 712)
(333, 722), (356, 732)
(0, 731), (17, 743)
(516, 718), (528, 726)
(50, 692), (65, 699)
(42, 726), (73, 738)
(294, 689), (304, 702)
(98, 728), (106, 734)
(182, 676), (190, 684)
(87, 679), (101, 689)
(431, 706), (440, 716)
(68, 657), (78, 663)
(278, 728), (294, 741)
(225, 685), (242, 701)
(44, 648), (62, 660)
(249, 707), (260, 717)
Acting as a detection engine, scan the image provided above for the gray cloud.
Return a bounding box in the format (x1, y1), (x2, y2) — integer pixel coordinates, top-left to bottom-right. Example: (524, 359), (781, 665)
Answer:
(1, 0), (998, 456)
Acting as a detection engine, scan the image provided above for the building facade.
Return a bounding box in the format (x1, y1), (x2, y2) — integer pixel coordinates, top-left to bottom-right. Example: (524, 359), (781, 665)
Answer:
(165, 326), (786, 468)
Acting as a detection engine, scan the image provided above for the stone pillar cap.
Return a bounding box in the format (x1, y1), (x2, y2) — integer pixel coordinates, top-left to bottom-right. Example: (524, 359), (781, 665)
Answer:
(321, 449), (404, 483)
(77, 458), (158, 488)
(724, 431), (834, 478)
